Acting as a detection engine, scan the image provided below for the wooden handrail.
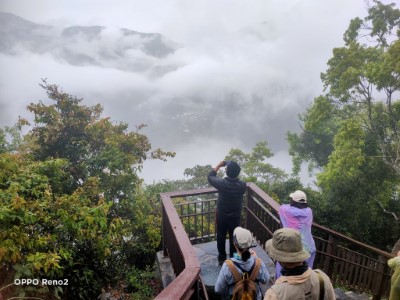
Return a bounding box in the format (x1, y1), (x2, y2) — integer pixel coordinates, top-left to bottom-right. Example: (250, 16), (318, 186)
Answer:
(312, 223), (394, 259)
(157, 184), (394, 299)
(245, 183), (393, 298)
(246, 182), (280, 212)
(247, 183), (393, 258)
(155, 193), (201, 300)
(161, 187), (217, 198)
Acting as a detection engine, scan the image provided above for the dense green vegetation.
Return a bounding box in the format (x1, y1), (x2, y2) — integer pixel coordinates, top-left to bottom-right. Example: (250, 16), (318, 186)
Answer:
(0, 81), (174, 299)
(0, 1), (399, 299)
(288, 0), (400, 249)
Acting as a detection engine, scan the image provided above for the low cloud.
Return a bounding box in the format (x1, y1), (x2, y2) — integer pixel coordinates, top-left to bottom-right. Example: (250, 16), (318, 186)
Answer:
(0, 0), (371, 182)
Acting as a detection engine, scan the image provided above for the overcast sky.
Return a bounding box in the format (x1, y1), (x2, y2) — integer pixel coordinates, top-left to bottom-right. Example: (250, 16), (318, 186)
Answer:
(0, 0), (383, 184)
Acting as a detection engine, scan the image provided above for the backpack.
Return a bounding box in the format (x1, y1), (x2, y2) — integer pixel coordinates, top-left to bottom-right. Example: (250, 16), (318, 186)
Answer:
(225, 258), (262, 300)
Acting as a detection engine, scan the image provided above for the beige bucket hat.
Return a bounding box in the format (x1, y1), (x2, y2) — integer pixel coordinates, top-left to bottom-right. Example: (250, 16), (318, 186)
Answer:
(265, 228), (310, 263)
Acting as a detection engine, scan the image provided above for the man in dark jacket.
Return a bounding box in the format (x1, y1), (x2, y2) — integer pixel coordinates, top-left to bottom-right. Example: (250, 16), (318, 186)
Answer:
(208, 160), (246, 265)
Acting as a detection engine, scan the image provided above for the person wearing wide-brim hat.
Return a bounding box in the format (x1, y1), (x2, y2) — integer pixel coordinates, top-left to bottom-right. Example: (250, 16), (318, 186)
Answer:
(264, 228), (335, 300)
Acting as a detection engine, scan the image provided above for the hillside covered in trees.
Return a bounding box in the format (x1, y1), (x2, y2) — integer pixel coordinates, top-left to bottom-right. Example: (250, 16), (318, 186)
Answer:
(1, 1), (399, 299)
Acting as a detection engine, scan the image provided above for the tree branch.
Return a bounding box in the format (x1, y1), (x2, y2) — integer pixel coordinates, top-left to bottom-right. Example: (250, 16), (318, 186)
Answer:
(373, 199), (400, 222)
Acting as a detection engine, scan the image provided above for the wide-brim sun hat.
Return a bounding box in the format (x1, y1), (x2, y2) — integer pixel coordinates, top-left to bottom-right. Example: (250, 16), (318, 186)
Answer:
(265, 228), (310, 263)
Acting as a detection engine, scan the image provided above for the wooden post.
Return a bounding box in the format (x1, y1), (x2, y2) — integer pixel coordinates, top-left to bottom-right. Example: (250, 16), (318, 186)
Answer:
(323, 234), (337, 278)
(244, 188), (250, 229)
(372, 255), (388, 300)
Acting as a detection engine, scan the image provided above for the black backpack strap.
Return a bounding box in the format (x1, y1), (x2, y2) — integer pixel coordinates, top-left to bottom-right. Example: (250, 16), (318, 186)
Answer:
(232, 260), (256, 275)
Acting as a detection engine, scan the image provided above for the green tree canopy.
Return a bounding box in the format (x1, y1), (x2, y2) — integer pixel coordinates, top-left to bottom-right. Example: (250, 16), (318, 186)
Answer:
(225, 141), (287, 188)
(288, 0), (400, 250)
(162, 141), (292, 202)
(26, 80), (174, 198)
(0, 81), (174, 299)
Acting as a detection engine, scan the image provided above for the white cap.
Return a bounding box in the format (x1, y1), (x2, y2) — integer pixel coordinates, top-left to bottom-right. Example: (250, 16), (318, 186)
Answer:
(289, 190), (307, 203)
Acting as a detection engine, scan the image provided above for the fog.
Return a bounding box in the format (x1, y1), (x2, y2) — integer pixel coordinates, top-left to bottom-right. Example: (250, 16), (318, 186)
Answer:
(0, 0), (373, 184)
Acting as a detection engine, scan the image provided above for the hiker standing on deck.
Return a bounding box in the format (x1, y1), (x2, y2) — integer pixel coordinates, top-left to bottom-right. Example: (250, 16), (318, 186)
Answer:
(215, 227), (269, 300)
(208, 160), (246, 265)
(264, 228), (335, 300)
(276, 190), (316, 279)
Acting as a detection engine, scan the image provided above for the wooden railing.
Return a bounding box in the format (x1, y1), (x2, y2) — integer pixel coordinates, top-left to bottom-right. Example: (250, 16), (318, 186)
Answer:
(155, 189), (215, 300)
(245, 183), (393, 299)
(157, 183), (394, 299)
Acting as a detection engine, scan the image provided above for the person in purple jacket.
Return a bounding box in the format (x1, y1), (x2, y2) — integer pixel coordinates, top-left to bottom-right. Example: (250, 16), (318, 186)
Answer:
(275, 190), (316, 279)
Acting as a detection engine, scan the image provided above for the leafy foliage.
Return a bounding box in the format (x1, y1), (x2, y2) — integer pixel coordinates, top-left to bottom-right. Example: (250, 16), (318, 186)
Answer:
(0, 155), (122, 299)
(288, 0), (400, 250)
(27, 80), (174, 197)
(288, 96), (339, 175)
(321, 1), (400, 176)
(225, 141), (287, 189)
(127, 265), (161, 299)
(0, 119), (28, 154)
(0, 81), (174, 299)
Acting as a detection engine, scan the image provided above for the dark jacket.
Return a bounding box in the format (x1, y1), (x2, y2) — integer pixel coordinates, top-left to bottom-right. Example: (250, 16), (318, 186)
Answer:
(208, 170), (246, 218)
